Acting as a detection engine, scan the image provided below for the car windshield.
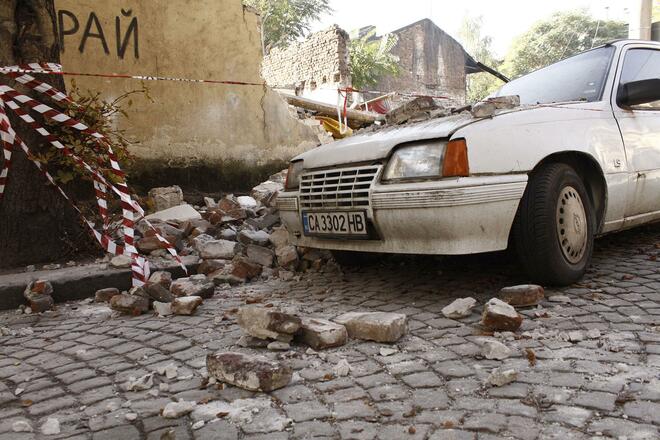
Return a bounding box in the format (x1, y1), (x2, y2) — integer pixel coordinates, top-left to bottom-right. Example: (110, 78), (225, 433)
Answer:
(493, 46), (615, 105)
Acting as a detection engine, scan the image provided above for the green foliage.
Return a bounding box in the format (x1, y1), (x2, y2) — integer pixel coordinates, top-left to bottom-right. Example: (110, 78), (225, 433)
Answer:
(501, 10), (628, 79)
(458, 15), (504, 103)
(349, 29), (400, 90)
(38, 81), (149, 187)
(244, 0), (331, 51)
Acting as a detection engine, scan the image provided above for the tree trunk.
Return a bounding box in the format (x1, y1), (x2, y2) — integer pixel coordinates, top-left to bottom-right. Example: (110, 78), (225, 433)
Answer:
(0, 0), (96, 269)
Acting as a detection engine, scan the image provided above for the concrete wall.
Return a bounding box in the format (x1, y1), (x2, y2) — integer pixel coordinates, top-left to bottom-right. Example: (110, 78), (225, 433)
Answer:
(262, 26), (351, 104)
(653, 22), (660, 41)
(376, 19), (468, 105)
(54, 0), (318, 189)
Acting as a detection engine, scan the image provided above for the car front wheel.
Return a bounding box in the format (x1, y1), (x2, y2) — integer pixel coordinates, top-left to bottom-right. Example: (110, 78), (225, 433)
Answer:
(514, 163), (595, 285)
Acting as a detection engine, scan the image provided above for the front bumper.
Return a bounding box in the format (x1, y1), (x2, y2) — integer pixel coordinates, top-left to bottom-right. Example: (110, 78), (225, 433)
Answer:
(278, 175), (528, 255)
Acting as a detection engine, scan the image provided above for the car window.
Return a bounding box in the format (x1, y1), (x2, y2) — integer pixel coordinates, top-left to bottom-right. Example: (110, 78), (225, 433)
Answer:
(619, 48), (660, 110)
(493, 46), (615, 105)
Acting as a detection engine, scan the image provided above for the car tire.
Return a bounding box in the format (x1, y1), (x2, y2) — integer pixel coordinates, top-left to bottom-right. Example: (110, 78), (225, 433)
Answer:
(331, 250), (379, 267)
(514, 163), (595, 286)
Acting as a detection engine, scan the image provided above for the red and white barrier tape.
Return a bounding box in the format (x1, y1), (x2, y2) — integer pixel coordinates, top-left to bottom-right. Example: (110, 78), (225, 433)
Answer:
(0, 62), (186, 286)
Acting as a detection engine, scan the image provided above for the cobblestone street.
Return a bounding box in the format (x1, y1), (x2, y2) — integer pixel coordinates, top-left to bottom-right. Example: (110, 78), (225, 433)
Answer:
(1, 224), (659, 440)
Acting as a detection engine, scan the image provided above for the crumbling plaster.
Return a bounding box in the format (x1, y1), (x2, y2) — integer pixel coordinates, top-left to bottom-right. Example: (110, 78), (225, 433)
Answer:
(54, 0), (318, 173)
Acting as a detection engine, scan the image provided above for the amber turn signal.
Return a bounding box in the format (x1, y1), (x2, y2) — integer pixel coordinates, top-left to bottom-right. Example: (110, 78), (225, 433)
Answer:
(442, 139), (469, 177)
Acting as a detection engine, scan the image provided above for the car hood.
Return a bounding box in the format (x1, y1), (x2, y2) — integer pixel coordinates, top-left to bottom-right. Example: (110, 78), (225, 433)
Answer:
(295, 113), (478, 169)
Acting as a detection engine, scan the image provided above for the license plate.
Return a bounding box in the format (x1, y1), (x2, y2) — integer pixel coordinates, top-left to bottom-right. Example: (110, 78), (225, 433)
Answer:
(302, 211), (368, 237)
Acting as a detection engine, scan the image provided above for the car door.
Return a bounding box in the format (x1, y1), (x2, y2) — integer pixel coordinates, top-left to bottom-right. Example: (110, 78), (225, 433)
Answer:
(612, 45), (660, 224)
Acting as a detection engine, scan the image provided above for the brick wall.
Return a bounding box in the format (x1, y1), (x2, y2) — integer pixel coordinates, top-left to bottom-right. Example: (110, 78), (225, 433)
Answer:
(262, 25), (351, 94)
(376, 19), (468, 105)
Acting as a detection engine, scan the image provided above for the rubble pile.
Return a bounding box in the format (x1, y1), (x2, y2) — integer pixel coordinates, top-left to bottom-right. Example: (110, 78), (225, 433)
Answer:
(23, 280), (54, 313)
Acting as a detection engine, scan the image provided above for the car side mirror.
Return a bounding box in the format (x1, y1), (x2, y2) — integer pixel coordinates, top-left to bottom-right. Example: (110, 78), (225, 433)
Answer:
(617, 78), (660, 107)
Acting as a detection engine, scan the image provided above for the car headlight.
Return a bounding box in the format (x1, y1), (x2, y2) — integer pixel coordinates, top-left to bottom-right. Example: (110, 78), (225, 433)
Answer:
(382, 139), (469, 181)
(285, 160), (304, 190)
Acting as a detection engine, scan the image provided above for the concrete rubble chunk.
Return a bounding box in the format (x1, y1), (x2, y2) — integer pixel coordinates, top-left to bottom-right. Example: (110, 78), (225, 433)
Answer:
(238, 229), (270, 246)
(23, 279), (55, 312)
(170, 275), (215, 299)
(548, 295), (571, 304)
(487, 368), (518, 387)
(148, 185), (184, 211)
(333, 359), (351, 377)
(442, 297), (477, 319)
(40, 418), (60, 435)
(149, 271), (173, 289)
(298, 317), (348, 350)
(153, 301), (173, 317)
(481, 298), (523, 332)
(110, 254), (132, 268)
(480, 339), (512, 360)
(251, 180), (283, 206)
(237, 335), (271, 348)
(246, 244), (275, 267)
(334, 312), (407, 343)
(199, 240), (238, 260)
(267, 341), (291, 351)
(125, 373), (154, 391)
(276, 245), (299, 269)
(207, 352), (292, 392)
(237, 196), (258, 209)
(269, 227), (289, 249)
(110, 293), (149, 315)
(144, 282), (175, 303)
(237, 306), (302, 340)
(162, 400), (197, 418)
(197, 259), (227, 275)
(95, 287), (120, 303)
(172, 296), (203, 315)
(231, 257), (263, 281)
(12, 420), (33, 432)
(146, 204), (202, 223)
(499, 284), (545, 307)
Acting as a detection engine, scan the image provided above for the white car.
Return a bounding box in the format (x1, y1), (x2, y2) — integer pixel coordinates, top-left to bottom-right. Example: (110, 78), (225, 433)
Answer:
(278, 40), (660, 285)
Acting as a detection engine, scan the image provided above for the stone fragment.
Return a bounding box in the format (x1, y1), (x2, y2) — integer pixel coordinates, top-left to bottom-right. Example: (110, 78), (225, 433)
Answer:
(237, 306), (302, 340)
(136, 235), (169, 254)
(172, 296), (203, 315)
(125, 373), (154, 391)
(125, 413), (138, 421)
(199, 240), (237, 260)
(238, 229), (270, 246)
(487, 369), (518, 387)
(379, 347), (398, 357)
(333, 359), (351, 377)
(499, 284), (545, 307)
(158, 363), (178, 379)
(153, 301), (173, 317)
(481, 298), (523, 332)
(568, 330), (585, 342)
(209, 271), (245, 286)
(251, 180), (283, 206)
(246, 245), (275, 267)
(441, 297), (477, 319)
(237, 196), (258, 209)
(162, 400), (197, 418)
(95, 287), (120, 303)
(232, 257), (263, 280)
(110, 255), (132, 268)
(110, 293), (149, 315)
(144, 282), (175, 303)
(220, 228), (237, 241)
(471, 100), (497, 118)
(148, 185), (184, 211)
(146, 204), (201, 223)
(269, 227), (289, 249)
(267, 341), (291, 351)
(40, 418), (60, 435)
(480, 339), (512, 360)
(203, 197), (217, 208)
(206, 352), (292, 392)
(276, 245), (299, 269)
(587, 328), (601, 339)
(149, 271), (173, 289)
(12, 420), (32, 432)
(22, 280), (55, 313)
(334, 312), (407, 343)
(298, 317), (348, 350)
(171, 275), (215, 299)
(197, 259), (227, 275)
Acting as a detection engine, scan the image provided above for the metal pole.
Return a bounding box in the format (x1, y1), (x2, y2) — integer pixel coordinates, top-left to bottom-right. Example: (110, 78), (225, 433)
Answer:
(629, 0), (653, 40)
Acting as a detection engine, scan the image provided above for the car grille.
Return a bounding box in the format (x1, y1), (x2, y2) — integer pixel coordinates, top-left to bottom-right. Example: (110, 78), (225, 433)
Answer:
(299, 164), (380, 210)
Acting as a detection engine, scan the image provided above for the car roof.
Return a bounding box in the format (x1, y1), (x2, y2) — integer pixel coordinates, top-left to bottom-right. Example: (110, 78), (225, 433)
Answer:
(604, 39), (660, 48)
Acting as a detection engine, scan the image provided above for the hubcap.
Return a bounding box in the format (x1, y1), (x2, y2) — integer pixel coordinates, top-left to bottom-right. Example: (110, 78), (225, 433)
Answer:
(556, 186), (587, 264)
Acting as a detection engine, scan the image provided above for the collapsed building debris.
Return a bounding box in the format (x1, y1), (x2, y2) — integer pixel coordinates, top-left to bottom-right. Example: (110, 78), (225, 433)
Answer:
(206, 352), (293, 392)
(498, 284), (545, 307)
(481, 298), (523, 332)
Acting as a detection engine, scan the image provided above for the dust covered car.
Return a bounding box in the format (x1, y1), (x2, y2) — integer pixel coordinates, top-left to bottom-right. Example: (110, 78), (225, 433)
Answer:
(278, 40), (660, 285)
